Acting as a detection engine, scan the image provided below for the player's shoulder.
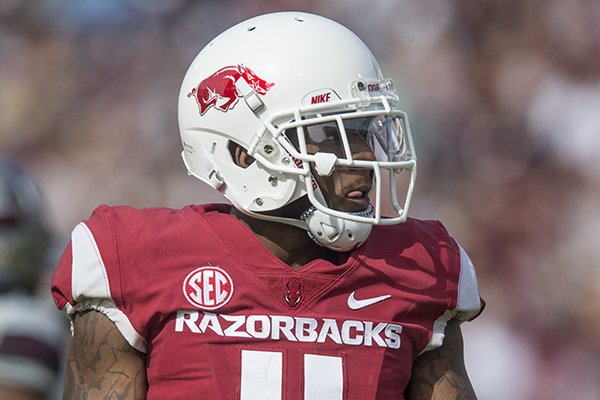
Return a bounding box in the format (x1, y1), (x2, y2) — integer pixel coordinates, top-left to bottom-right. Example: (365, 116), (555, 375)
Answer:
(85, 202), (206, 222)
(370, 216), (453, 245)
(83, 202), (231, 229)
(363, 217), (459, 267)
(403, 216), (450, 234)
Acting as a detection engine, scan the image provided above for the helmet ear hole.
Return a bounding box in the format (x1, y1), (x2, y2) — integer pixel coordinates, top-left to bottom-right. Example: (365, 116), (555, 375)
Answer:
(228, 141), (255, 169)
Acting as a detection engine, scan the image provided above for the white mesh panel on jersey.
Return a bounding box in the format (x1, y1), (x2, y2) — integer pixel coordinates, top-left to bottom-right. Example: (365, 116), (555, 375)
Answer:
(68, 223), (147, 353)
(421, 244), (482, 354)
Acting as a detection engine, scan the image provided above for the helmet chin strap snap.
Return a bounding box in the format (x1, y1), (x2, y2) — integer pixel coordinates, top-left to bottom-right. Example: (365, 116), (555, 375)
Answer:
(300, 204), (374, 252)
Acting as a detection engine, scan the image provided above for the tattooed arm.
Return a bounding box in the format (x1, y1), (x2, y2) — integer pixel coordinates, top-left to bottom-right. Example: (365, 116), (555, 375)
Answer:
(62, 310), (147, 400)
(405, 319), (477, 400)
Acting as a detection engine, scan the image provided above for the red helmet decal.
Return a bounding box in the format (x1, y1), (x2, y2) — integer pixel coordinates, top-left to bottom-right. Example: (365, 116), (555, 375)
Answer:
(183, 266), (234, 310)
(188, 65), (275, 116)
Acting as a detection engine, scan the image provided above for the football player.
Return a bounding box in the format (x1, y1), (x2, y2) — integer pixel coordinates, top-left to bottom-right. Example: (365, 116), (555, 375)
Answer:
(52, 12), (483, 399)
(0, 158), (66, 400)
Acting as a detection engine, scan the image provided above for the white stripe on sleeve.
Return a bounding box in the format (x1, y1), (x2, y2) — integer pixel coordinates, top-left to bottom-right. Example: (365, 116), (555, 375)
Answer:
(421, 243), (482, 353)
(456, 245), (482, 321)
(70, 223), (147, 353)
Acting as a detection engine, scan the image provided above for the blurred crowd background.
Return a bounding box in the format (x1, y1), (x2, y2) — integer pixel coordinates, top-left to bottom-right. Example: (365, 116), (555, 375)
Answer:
(1, 0), (599, 399)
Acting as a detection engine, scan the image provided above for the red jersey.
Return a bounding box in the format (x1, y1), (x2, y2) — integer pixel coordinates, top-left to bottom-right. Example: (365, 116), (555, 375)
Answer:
(51, 204), (483, 399)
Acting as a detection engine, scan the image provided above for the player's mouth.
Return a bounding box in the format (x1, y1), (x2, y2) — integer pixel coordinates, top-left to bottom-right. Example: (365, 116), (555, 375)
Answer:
(345, 186), (371, 210)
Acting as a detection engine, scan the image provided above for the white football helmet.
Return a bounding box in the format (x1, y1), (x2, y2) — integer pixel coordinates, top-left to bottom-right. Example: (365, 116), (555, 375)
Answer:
(178, 12), (416, 252)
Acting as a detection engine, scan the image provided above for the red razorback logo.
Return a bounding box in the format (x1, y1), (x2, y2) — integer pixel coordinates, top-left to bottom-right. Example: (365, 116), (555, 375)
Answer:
(284, 278), (302, 308)
(188, 65), (274, 116)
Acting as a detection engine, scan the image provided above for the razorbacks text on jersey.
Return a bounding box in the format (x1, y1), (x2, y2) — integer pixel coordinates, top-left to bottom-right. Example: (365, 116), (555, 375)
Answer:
(51, 204), (483, 399)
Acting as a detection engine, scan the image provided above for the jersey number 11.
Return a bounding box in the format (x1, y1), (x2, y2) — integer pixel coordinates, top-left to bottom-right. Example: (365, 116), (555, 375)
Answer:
(240, 349), (343, 399)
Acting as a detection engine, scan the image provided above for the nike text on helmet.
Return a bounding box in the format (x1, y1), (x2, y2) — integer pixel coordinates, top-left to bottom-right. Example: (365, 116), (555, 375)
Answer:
(178, 12), (417, 251)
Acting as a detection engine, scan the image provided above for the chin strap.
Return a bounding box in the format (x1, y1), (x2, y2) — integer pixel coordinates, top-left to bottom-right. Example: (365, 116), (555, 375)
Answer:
(300, 204), (374, 252)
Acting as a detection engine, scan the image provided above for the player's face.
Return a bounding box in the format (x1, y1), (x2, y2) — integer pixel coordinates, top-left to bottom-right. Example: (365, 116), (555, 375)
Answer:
(304, 120), (375, 213)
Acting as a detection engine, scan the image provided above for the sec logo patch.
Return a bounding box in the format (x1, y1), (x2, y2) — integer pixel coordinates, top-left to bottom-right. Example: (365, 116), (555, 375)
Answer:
(183, 266), (234, 310)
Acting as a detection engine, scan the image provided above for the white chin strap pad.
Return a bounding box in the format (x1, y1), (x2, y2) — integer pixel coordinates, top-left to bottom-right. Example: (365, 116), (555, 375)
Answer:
(303, 208), (373, 252)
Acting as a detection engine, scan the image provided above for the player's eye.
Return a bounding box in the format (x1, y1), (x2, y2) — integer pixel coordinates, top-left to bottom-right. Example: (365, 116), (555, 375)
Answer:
(321, 125), (341, 143)
(306, 122), (339, 144)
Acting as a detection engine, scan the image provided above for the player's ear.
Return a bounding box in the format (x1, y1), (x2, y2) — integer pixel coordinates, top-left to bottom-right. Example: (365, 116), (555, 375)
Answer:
(228, 141), (255, 168)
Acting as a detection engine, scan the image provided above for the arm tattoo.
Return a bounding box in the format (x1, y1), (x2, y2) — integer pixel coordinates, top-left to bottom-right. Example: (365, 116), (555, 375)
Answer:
(406, 320), (477, 400)
(62, 311), (147, 400)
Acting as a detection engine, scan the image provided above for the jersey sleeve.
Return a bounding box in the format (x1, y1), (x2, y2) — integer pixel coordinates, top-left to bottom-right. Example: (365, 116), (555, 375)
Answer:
(50, 206), (147, 353)
(422, 234), (484, 353)
(455, 244), (484, 321)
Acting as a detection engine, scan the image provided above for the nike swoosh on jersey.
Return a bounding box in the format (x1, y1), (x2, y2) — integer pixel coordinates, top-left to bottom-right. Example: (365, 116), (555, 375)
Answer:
(347, 291), (392, 310)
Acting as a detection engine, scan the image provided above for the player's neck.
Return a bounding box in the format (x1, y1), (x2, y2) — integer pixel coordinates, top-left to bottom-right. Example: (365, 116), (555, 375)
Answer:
(230, 209), (339, 269)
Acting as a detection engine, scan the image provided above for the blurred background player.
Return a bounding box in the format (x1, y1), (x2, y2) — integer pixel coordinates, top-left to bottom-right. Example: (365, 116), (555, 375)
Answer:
(0, 158), (66, 400)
